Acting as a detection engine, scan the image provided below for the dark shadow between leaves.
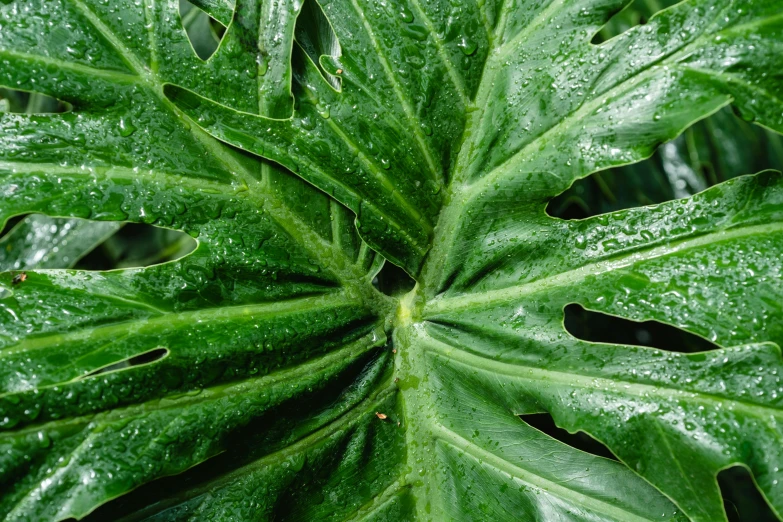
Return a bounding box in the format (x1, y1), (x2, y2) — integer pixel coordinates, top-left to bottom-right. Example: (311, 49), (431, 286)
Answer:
(719, 466), (779, 522)
(74, 222), (197, 270)
(520, 412), (618, 461)
(372, 261), (416, 298)
(78, 348), (170, 379)
(564, 304), (719, 353)
(0, 88), (70, 114)
(591, 0), (676, 44)
(0, 215), (24, 238)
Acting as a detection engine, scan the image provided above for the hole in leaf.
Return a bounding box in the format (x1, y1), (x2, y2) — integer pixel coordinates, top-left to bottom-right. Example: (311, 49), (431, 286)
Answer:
(179, 0), (225, 61)
(520, 413), (618, 461)
(1, 216), (195, 271)
(719, 466), (779, 522)
(564, 304), (719, 353)
(74, 223), (196, 270)
(0, 215), (25, 238)
(592, 0), (676, 44)
(294, 0), (341, 89)
(372, 261), (415, 297)
(0, 88), (70, 114)
(79, 348), (169, 379)
(0, 214), (122, 271)
(547, 108), (783, 220)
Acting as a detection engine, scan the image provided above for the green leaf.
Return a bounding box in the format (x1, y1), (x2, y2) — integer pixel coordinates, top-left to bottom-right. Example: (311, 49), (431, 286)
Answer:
(3, 0), (783, 521)
(169, 0), (783, 276)
(188, 0), (235, 25)
(0, 84), (122, 274)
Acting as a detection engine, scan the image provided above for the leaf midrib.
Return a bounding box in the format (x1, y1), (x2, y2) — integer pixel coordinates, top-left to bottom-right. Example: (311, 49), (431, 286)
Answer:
(0, 291), (358, 360)
(405, 0), (470, 105)
(0, 49), (139, 84)
(344, 0), (441, 185)
(453, 2), (783, 200)
(341, 480), (408, 522)
(115, 383), (399, 522)
(422, 4), (780, 292)
(71, 0), (153, 82)
(298, 85), (434, 240)
(465, 47), (727, 197)
(3, 336), (389, 521)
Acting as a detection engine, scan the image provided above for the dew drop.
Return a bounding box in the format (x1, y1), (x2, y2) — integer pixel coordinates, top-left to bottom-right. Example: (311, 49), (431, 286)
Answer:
(119, 118), (137, 137)
(457, 36), (477, 56)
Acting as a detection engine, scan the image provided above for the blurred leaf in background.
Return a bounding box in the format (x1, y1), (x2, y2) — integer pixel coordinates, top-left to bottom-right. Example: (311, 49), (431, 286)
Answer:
(179, 0), (224, 61)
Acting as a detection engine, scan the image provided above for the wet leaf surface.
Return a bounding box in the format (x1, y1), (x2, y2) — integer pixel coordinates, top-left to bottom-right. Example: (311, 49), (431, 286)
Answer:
(2, 0), (783, 521)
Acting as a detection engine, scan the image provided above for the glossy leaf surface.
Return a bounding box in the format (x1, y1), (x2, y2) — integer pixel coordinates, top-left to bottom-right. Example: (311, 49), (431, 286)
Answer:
(2, 0), (783, 521)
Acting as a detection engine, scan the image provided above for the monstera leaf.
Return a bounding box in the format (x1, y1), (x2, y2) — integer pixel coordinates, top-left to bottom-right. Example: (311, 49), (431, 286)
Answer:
(2, 0), (783, 521)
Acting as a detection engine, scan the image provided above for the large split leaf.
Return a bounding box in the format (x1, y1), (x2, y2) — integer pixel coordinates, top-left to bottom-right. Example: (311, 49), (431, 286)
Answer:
(2, 0), (783, 521)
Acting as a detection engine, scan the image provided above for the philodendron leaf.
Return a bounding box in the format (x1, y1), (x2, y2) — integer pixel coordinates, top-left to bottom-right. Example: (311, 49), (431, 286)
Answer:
(2, 1), (783, 522)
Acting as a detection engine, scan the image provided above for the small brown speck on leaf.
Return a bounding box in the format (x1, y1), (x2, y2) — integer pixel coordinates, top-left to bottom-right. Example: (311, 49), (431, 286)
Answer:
(375, 412), (387, 420)
(336, 69), (343, 74)
(12, 273), (27, 285)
